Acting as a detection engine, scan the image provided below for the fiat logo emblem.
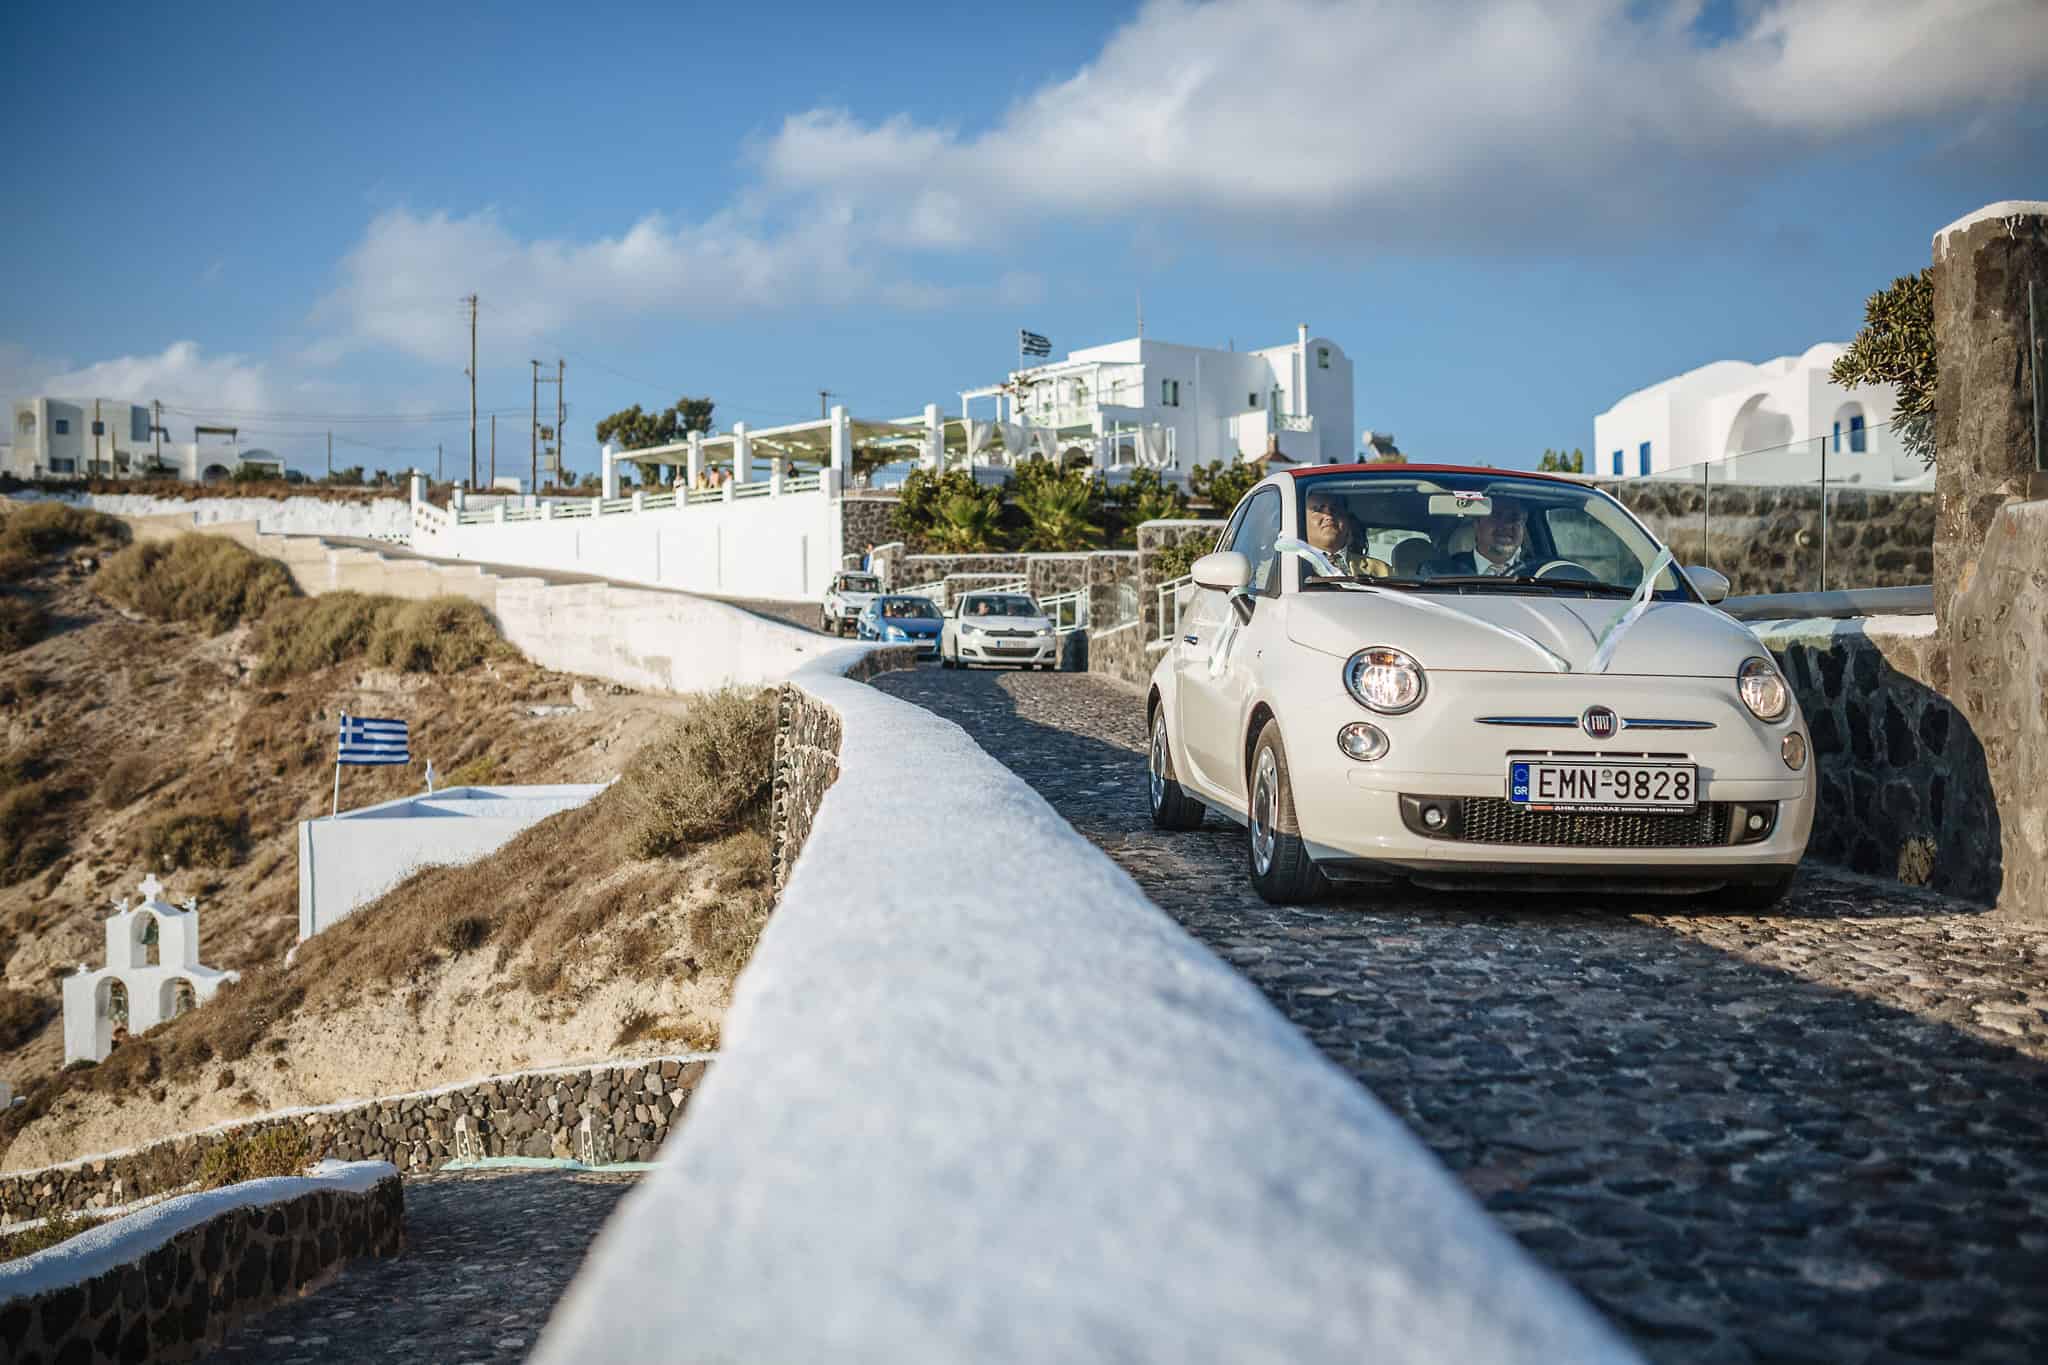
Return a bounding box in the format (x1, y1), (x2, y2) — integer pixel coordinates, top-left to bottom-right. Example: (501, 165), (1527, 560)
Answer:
(1581, 706), (1619, 739)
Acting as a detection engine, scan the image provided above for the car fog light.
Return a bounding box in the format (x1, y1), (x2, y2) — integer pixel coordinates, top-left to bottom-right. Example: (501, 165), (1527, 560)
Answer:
(1747, 811), (1767, 832)
(1421, 804), (1446, 829)
(1337, 722), (1389, 761)
(1781, 732), (1808, 771)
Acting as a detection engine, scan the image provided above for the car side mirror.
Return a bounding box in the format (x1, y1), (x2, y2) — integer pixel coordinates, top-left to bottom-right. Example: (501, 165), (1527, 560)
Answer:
(1683, 565), (1731, 604)
(1192, 551), (1251, 592)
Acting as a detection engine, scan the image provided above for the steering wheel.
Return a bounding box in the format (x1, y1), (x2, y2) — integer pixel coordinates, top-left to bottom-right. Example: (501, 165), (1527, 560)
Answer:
(1530, 558), (1599, 583)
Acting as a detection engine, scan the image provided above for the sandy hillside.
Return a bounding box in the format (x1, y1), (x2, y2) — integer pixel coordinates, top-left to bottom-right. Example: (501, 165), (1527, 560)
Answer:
(0, 533), (767, 1171)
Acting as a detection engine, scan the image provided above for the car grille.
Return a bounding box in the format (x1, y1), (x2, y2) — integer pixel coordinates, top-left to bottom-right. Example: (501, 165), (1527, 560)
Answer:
(987, 628), (1036, 638)
(1454, 798), (1731, 848)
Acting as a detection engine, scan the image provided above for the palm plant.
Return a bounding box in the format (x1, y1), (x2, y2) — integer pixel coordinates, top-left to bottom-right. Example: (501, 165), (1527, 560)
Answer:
(1012, 467), (1102, 550)
(931, 488), (1002, 552)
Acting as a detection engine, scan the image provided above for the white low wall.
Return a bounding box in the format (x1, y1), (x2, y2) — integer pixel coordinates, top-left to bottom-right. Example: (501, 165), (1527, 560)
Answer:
(417, 487), (841, 601)
(60, 492), (410, 539)
(297, 784), (608, 940)
(535, 646), (1633, 1364)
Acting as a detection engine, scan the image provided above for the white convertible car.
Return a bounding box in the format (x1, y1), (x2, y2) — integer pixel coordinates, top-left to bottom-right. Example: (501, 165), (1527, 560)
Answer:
(1146, 465), (1814, 907)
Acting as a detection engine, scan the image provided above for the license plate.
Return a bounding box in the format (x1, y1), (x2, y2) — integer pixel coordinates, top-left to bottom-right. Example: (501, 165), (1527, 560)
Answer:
(1507, 760), (1698, 812)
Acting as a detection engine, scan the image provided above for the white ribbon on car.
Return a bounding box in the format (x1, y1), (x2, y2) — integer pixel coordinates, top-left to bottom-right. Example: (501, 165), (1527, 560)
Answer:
(1274, 536), (1572, 674)
(1587, 547), (1676, 675)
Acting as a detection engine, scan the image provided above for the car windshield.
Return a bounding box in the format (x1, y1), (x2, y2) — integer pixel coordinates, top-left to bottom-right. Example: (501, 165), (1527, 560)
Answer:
(962, 595), (1038, 617)
(878, 596), (939, 619)
(1290, 471), (1690, 600)
(836, 575), (880, 594)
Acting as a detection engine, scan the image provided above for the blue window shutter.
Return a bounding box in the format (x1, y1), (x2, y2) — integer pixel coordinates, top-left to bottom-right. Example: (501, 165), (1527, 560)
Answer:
(1849, 415), (1866, 452)
(1638, 441), (1650, 476)
(1612, 450), (1623, 476)
(1831, 422), (1841, 453)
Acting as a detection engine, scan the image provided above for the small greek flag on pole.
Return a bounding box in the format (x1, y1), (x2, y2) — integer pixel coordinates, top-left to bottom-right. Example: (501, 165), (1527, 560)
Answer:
(332, 712), (409, 815)
(338, 715), (410, 765)
(1019, 329), (1052, 358)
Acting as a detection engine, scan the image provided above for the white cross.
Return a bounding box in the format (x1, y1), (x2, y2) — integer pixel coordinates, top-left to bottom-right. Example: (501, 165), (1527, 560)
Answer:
(137, 874), (165, 902)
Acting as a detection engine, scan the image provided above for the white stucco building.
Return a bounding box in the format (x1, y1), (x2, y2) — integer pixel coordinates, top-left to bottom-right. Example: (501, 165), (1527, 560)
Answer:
(298, 783), (610, 941)
(62, 875), (239, 1065)
(959, 326), (1356, 475)
(8, 397), (287, 483)
(1593, 345), (1917, 486)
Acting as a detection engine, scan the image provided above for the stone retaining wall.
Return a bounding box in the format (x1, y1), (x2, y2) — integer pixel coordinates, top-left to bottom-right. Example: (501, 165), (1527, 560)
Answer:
(1754, 616), (1995, 903)
(839, 494), (901, 562)
(0, 1058), (708, 1226)
(1601, 479), (1934, 597)
(0, 1170), (403, 1365)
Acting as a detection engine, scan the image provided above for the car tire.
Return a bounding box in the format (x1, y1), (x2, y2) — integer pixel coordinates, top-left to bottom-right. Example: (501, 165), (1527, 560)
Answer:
(1148, 707), (1206, 832)
(1707, 869), (1795, 911)
(1246, 723), (1328, 904)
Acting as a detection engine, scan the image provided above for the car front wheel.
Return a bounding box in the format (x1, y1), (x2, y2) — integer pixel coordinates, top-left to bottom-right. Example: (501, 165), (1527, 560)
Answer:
(1246, 724), (1328, 904)
(1148, 708), (1205, 831)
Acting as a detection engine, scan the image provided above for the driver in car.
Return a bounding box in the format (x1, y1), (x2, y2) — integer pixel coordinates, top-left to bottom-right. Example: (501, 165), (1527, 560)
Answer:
(1303, 489), (1392, 578)
(1423, 494), (1532, 577)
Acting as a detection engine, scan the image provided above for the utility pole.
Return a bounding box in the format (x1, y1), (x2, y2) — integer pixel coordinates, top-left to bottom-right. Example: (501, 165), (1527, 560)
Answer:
(819, 389), (834, 419)
(464, 293), (479, 488)
(152, 400), (163, 467)
(556, 358), (566, 484)
(531, 360), (540, 493)
(93, 398), (102, 475)
(532, 359), (564, 489)
(326, 431), (332, 480)
(436, 442), (443, 483)
(489, 413), (496, 487)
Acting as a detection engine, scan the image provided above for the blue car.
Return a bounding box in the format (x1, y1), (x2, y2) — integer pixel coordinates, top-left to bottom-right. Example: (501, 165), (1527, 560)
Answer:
(856, 595), (944, 657)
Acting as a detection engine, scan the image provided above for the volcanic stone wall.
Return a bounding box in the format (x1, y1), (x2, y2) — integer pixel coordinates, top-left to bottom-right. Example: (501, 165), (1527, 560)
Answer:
(1602, 480), (1935, 596)
(0, 1174), (404, 1365)
(0, 1059), (706, 1226)
(1755, 618), (1994, 904)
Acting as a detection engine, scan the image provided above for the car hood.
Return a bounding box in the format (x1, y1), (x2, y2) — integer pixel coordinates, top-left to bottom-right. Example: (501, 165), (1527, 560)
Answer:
(957, 615), (1052, 630)
(879, 619), (942, 632)
(833, 591), (876, 606)
(1284, 590), (1766, 677)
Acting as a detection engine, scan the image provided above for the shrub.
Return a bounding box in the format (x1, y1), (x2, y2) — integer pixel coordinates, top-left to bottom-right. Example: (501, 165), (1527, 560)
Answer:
(0, 781), (67, 884)
(92, 534), (296, 633)
(1011, 464), (1102, 551)
(0, 503), (128, 560)
(197, 1125), (311, 1189)
(0, 1209), (93, 1264)
(616, 688), (778, 857)
(0, 985), (53, 1051)
(137, 808), (246, 870)
(251, 592), (503, 682)
(685, 832), (774, 974)
(1150, 536), (1210, 584)
(0, 597), (47, 653)
(95, 754), (157, 808)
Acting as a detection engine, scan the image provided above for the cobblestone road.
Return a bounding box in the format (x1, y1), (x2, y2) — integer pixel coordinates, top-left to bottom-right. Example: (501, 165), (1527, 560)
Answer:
(873, 665), (2048, 1365)
(204, 1168), (638, 1363)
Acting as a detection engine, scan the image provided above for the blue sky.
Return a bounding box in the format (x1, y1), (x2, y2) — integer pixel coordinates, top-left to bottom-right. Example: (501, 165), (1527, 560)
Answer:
(2, 0), (2042, 476)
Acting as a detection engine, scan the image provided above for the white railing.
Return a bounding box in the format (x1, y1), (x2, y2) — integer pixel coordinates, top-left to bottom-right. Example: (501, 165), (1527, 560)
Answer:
(641, 491), (677, 510)
(899, 579), (948, 603)
(786, 474), (822, 494)
(733, 482), (774, 500)
(1156, 574), (1193, 643)
(1041, 589), (1088, 634)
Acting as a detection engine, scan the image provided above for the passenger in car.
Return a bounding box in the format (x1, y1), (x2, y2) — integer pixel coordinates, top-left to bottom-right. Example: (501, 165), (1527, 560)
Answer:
(1302, 488), (1392, 578)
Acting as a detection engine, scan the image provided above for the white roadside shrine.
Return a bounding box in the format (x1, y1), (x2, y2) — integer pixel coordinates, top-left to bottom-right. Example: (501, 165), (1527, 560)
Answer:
(62, 875), (240, 1065)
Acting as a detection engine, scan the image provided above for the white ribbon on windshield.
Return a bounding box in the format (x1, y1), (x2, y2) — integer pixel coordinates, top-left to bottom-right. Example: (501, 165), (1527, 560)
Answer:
(1588, 547), (1676, 674)
(1274, 537), (1571, 674)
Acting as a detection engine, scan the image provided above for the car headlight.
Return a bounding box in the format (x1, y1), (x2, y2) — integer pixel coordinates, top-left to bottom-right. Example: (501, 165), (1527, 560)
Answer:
(1344, 647), (1426, 714)
(1738, 657), (1789, 722)
(961, 623), (981, 636)
(884, 626), (907, 641)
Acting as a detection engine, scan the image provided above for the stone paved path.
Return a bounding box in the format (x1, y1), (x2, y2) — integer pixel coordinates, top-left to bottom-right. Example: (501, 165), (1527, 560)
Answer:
(873, 666), (2048, 1365)
(203, 1168), (639, 1363)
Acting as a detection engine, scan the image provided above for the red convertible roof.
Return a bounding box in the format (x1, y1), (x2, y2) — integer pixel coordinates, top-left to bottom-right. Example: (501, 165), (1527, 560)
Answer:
(1286, 463), (1582, 485)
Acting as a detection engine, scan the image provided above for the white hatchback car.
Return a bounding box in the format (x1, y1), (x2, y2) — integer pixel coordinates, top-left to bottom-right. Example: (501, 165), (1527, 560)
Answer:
(1146, 464), (1815, 907)
(941, 591), (1059, 670)
(821, 571), (881, 636)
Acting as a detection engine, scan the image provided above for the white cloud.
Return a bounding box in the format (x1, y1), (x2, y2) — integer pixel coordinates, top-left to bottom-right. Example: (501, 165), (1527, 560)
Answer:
(759, 0), (2048, 249)
(41, 341), (276, 414)
(311, 205), (954, 368)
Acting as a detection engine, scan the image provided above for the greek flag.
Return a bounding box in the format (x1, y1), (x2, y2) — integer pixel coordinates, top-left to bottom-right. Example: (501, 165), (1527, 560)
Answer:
(337, 715), (410, 766)
(1019, 329), (1052, 358)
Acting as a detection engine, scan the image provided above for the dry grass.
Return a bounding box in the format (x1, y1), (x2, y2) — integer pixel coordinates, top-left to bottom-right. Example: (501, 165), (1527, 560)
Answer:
(91, 534), (296, 633)
(0, 987), (53, 1052)
(0, 747), (69, 885)
(197, 1126), (310, 1189)
(95, 754), (158, 809)
(0, 503), (128, 564)
(250, 592), (505, 682)
(135, 807), (247, 871)
(615, 687), (777, 856)
(0, 597), (46, 653)
(0, 1209), (94, 1264)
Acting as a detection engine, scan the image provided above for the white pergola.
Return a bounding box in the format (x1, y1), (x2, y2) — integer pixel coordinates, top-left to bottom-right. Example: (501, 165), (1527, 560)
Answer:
(602, 406), (943, 495)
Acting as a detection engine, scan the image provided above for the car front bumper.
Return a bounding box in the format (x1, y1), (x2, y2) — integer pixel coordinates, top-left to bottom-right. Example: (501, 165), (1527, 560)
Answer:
(1271, 668), (1817, 887)
(957, 635), (1057, 666)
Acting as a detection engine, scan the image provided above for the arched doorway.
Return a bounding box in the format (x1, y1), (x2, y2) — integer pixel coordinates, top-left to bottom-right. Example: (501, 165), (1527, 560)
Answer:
(1723, 393), (1795, 474)
(96, 977), (130, 1057)
(160, 977), (197, 1021)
